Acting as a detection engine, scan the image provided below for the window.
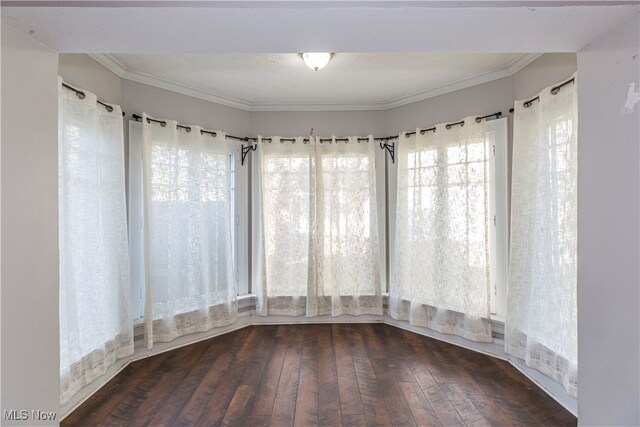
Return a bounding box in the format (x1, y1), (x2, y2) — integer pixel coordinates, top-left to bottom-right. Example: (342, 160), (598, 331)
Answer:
(389, 117), (508, 341)
(128, 122), (243, 323)
(146, 144), (232, 312)
(319, 151), (377, 298)
(261, 152), (312, 300)
(139, 117), (239, 346)
(255, 136), (382, 317)
(230, 152), (239, 291)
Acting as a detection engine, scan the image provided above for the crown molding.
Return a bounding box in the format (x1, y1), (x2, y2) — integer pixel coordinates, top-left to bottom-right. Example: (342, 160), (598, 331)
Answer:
(383, 67), (513, 110)
(88, 53), (127, 76)
(88, 53), (251, 111)
(249, 100), (391, 112)
(507, 52), (544, 73)
(88, 52), (542, 112)
(383, 53), (543, 110)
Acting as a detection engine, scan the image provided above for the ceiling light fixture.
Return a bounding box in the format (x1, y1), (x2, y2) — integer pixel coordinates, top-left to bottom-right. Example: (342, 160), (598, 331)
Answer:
(300, 52), (333, 71)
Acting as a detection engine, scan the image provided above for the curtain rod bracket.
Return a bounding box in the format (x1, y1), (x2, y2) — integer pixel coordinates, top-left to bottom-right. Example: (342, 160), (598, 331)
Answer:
(241, 143), (257, 166)
(379, 141), (395, 164)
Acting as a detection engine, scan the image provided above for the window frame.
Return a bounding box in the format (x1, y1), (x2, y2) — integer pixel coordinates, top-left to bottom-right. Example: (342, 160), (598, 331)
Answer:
(487, 118), (509, 319)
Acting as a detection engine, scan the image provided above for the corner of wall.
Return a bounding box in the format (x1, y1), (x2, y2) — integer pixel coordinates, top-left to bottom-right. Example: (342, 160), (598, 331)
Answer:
(511, 53), (578, 101)
(576, 12), (640, 427)
(58, 54), (124, 106)
(2, 23), (61, 426)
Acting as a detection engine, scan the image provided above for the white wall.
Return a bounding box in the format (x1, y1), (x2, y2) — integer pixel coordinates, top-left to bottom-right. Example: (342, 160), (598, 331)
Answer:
(384, 54), (578, 136)
(386, 76), (514, 134)
(576, 14), (640, 427)
(250, 110), (388, 137)
(1, 24), (60, 426)
(58, 54), (122, 105)
(120, 80), (250, 137)
(512, 53), (577, 101)
(58, 55), (252, 136)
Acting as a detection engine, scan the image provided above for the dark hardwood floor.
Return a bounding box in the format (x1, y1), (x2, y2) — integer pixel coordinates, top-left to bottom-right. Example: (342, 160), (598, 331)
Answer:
(62, 324), (577, 427)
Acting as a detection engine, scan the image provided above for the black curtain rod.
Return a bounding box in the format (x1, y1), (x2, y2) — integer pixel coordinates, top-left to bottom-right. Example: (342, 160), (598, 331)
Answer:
(131, 114), (248, 140)
(131, 110), (502, 143)
(318, 137), (349, 143)
(475, 112), (502, 123)
(262, 137), (310, 143)
(62, 82), (124, 116)
(131, 116), (312, 144)
(402, 111), (501, 138)
(252, 136), (381, 144)
(446, 120), (465, 130)
(550, 77), (575, 95)
(404, 127), (436, 138)
(510, 77), (576, 113)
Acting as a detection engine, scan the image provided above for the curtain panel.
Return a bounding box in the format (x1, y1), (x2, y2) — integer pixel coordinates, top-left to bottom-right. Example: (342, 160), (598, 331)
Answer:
(389, 117), (492, 342)
(58, 77), (133, 405)
(255, 136), (382, 317)
(141, 113), (237, 349)
(506, 75), (578, 397)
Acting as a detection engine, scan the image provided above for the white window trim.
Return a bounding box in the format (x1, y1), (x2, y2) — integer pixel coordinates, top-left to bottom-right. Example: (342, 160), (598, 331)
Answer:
(128, 121), (144, 323)
(487, 118), (509, 319)
(232, 141), (251, 296)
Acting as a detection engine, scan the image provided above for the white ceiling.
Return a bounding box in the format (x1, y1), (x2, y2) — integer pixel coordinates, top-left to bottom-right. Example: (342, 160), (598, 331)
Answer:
(2, 1), (638, 111)
(2, 3), (637, 53)
(96, 52), (539, 111)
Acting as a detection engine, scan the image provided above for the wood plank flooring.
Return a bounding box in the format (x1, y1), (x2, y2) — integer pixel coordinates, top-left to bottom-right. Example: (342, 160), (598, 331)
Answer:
(62, 324), (577, 427)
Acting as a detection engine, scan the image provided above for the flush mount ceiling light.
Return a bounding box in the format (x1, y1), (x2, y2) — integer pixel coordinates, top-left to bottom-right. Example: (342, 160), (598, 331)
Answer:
(300, 52), (334, 71)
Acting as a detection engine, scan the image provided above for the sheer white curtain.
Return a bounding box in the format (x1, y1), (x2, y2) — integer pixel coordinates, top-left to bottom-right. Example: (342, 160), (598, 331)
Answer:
(313, 136), (382, 316)
(255, 136), (313, 316)
(255, 136), (382, 317)
(390, 117), (492, 342)
(58, 77), (133, 405)
(506, 75), (578, 397)
(141, 113), (237, 349)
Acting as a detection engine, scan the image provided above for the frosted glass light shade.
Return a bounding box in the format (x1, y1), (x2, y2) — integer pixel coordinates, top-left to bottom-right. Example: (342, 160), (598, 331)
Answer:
(301, 52), (333, 71)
